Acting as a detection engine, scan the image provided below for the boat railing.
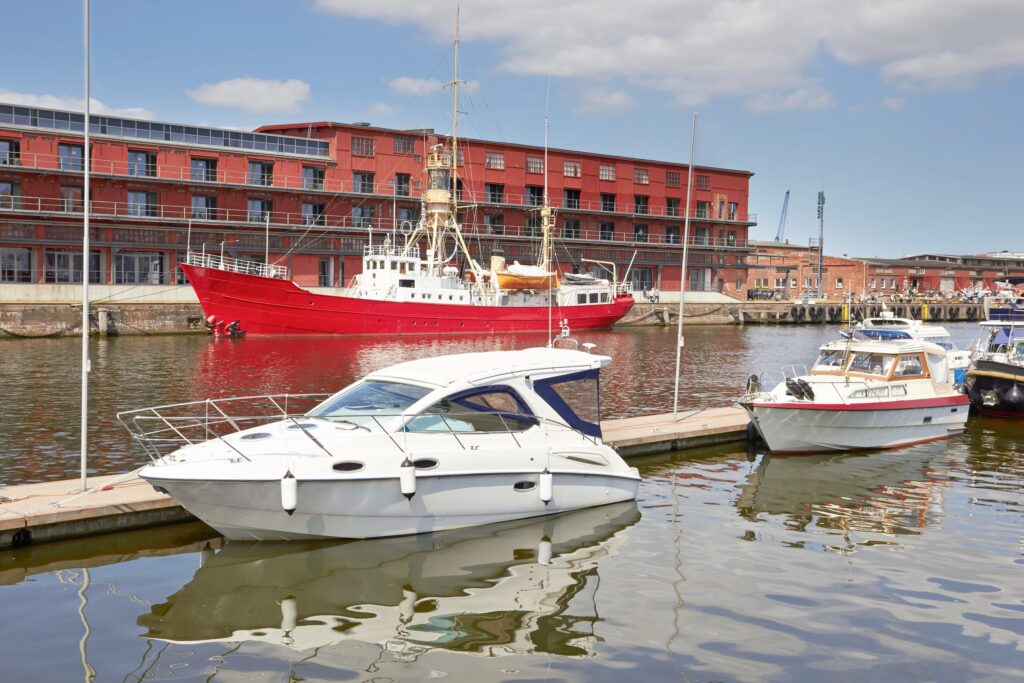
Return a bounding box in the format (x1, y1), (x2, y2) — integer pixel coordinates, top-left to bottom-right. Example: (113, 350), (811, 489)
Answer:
(117, 393), (331, 462)
(185, 250), (290, 280)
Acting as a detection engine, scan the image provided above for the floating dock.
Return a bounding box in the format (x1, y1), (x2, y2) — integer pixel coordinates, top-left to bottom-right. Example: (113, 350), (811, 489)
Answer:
(0, 407), (750, 550)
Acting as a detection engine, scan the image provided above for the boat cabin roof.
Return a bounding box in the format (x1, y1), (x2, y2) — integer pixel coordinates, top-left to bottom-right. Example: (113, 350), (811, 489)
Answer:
(818, 337), (945, 357)
(365, 347), (610, 389)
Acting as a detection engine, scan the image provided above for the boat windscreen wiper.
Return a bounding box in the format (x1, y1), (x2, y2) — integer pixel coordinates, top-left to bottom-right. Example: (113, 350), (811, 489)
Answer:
(319, 416), (371, 432)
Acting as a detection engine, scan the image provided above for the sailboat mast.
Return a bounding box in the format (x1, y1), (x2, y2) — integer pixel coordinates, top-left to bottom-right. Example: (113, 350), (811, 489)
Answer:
(80, 0), (91, 492)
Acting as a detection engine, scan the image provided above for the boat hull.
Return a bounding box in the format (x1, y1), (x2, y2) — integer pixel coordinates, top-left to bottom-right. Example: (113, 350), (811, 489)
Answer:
(964, 360), (1024, 418)
(147, 471), (641, 541)
(743, 396), (970, 453)
(181, 264), (633, 335)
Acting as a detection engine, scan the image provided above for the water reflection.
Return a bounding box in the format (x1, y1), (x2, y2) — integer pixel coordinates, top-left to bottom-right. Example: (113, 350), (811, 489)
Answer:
(139, 502), (639, 658)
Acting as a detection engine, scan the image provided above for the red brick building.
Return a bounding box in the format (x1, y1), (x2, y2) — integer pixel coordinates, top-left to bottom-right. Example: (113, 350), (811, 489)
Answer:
(747, 240), (868, 300)
(0, 103), (756, 296)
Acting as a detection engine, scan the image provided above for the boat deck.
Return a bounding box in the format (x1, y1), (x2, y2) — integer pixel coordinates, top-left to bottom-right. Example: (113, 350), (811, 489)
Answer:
(0, 407), (750, 549)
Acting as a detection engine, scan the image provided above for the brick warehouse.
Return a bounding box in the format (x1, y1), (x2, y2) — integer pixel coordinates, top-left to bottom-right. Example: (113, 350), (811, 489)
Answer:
(0, 104), (756, 298)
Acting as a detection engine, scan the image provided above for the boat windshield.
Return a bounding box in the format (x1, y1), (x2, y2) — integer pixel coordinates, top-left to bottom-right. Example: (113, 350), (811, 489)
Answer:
(846, 352), (895, 378)
(309, 381), (432, 421)
(813, 350), (848, 372)
(921, 334), (954, 350)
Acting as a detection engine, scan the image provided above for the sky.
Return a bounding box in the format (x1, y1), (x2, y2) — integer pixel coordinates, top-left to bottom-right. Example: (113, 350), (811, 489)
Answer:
(3, 0), (1022, 258)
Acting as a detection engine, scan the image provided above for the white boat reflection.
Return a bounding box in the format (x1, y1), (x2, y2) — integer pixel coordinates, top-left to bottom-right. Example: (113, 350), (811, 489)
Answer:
(139, 502), (639, 657)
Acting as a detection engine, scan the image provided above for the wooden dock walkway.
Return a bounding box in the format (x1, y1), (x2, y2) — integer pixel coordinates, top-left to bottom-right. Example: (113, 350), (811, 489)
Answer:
(0, 407), (750, 549)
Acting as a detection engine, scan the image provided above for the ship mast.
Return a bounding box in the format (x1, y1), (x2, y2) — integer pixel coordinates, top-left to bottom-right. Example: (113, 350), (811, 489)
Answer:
(539, 106), (554, 271)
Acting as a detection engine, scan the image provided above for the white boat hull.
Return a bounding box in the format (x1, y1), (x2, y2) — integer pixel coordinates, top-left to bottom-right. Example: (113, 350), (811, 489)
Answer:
(149, 471), (640, 541)
(744, 400), (969, 453)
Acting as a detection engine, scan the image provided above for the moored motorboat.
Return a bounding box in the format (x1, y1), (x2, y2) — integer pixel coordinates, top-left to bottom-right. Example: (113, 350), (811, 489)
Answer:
(741, 334), (969, 453)
(964, 321), (1024, 417)
(855, 306), (971, 385)
(122, 347), (640, 540)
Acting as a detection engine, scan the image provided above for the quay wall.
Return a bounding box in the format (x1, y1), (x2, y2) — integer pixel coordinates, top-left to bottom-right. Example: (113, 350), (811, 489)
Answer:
(0, 303), (206, 337)
(730, 301), (985, 324)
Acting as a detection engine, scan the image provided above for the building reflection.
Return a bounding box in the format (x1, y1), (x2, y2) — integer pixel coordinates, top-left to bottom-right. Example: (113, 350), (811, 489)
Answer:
(138, 503), (639, 658)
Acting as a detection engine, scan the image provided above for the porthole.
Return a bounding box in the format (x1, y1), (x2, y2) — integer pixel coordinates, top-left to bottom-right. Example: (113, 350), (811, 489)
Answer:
(413, 458), (439, 470)
(513, 481), (536, 492)
(240, 432), (272, 440)
(332, 461), (364, 472)
(287, 422), (318, 430)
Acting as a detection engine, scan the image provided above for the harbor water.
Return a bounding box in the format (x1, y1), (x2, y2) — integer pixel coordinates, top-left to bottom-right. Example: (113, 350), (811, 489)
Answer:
(1, 324), (1021, 681)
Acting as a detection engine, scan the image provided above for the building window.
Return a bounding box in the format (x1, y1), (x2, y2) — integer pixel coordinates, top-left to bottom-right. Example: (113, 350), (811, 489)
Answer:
(526, 185), (544, 207)
(688, 269), (706, 291)
(696, 201), (709, 218)
(114, 251), (164, 284)
(791, 278), (798, 289)
(191, 195), (217, 220)
(59, 143), (84, 172)
(696, 174), (711, 190)
(0, 139), (21, 165)
(0, 181), (19, 209)
(483, 213), (504, 235)
(633, 224), (649, 242)
(352, 136), (375, 157)
(302, 166), (325, 190)
(632, 267), (654, 291)
(601, 193), (616, 212)
(599, 221), (615, 241)
(485, 183), (505, 204)
(318, 256), (335, 286)
(563, 161), (581, 178)
(526, 156), (544, 174)
(396, 206), (417, 225)
(393, 135), (415, 155)
(890, 277), (896, 288)
(352, 205), (374, 228)
(666, 197), (680, 217)
(599, 164), (616, 181)
(302, 202), (326, 225)
(353, 171), (375, 194)
(870, 277), (876, 289)
(44, 248), (101, 283)
(525, 214), (542, 237)
(666, 171), (680, 188)
(666, 225), (680, 244)
(485, 151), (505, 170)
(563, 188), (580, 210)
(562, 218), (580, 239)
(836, 276), (844, 289)
(127, 150), (156, 177)
(633, 168), (649, 185)
(634, 195), (649, 215)
(247, 161), (273, 186)
(60, 185), (82, 212)
(190, 157), (217, 182)
(728, 202), (738, 220)
(393, 173), (411, 197)
(727, 231), (736, 246)
(775, 277), (786, 288)
(247, 198), (272, 222)
(0, 246), (31, 282)
(127, 191), (157, 217)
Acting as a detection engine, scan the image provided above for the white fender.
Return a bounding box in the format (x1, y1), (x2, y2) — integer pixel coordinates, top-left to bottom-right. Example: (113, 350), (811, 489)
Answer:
(399, 586), (417, 624)
(538, 537), (552, 565)
(280, 596), (297, 632)
(400, 458), (416, 499)
(199, 543), (215, 569)
(281, 470), (297, 515)
(539, 468), (553, 505)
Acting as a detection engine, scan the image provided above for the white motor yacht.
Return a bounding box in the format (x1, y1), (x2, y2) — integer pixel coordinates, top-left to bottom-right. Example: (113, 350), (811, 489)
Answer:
(123, 347), (640, 540)
(855, 307), (971, 385)
(741, 334), (969, 453)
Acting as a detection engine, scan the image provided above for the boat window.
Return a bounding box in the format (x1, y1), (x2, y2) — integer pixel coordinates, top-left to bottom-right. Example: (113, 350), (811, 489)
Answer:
(813, 350), (847, 372)
(534, 369), (602, 438)
(405, 387), (538, 433)
(589, 292), (599, 303)
(309, 381), (431, 421)
(893, 354), (925, 377)
(861, 329), (912, 341)
(847, 352), (895, 378)
(601, 292), (609, 303)
(850, 386), (889, 398)
(577, 293), (587, 304)
(922, 335), (953, 350)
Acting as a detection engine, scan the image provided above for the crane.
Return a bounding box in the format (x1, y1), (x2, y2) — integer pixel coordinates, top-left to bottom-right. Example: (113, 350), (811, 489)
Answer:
(774, 190), (790, 242)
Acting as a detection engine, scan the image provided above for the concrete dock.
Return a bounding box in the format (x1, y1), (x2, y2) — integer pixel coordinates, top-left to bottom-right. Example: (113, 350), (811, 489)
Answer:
(0, 407), (750, 549)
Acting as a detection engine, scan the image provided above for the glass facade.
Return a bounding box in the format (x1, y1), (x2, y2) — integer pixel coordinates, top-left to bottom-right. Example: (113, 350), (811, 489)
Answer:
(190, 157), (217, 182)
(58, 143), (83, 171)
(114, 251), (164, 284)
(0, 246), (31, 282)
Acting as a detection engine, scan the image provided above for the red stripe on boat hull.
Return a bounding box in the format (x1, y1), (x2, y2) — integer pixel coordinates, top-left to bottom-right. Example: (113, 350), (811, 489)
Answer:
(753, 395), (969, 411)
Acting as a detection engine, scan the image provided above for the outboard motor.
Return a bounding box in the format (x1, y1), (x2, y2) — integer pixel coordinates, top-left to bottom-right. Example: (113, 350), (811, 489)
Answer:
(204, 315), (220, 335)
(745, 374), (762, 395)
(796, 379), (816, 401)
(225, 320), (245, 337)
(785, 378), (805, 400)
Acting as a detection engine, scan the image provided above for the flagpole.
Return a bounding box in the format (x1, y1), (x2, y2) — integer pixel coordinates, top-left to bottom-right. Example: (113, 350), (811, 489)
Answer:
(80, 0), (91, 491)
(673, 112), (697, 420)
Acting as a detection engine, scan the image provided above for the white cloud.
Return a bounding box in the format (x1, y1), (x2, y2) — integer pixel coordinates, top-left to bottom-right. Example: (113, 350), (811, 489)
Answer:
(315, 1), (1024, 108)
(573, 86), (635, 115)
(748, 86), (836, 112)
(368, 102), (396, 117)
(388, 75), (480, 96)
(882, 96), (907, 111)
(0, 88), (153, 118)
(186, 78), (311, 114)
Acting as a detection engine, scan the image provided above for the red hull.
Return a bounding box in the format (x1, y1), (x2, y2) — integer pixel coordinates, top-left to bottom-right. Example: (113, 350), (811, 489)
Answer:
(182, 264), (634, 335)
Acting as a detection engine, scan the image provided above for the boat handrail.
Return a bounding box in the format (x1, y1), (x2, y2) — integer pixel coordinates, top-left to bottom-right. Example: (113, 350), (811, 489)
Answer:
(186, 250), (289, 280)
(119, 396), (598, 461)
